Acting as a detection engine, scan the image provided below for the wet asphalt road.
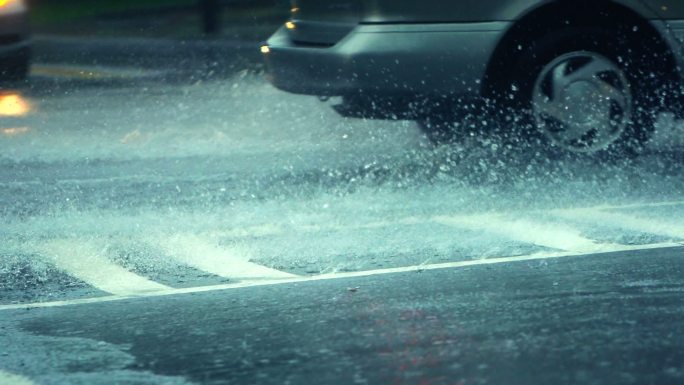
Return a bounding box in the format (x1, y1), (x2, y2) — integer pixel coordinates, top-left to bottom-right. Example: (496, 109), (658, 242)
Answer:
(2, 247), (684, 385)
(1, 36), (684, 384)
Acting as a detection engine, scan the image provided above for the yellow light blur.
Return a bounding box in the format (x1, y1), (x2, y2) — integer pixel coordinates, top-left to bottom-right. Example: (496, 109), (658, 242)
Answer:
(0, 93), (30, 117)
(285, 21), (296, 30)
(291, 7), (299, 13)
(2, 127), (29, 137)
(0, 0), (10, 7)
(260, 45), (270, 54)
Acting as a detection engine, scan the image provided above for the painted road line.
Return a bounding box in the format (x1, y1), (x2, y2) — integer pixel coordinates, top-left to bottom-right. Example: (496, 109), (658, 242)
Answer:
(31, 64), (164, 80)
(584, 200), (684, 211)
(40, 239), (169, 296)
(432, 214), (621, 253)
(2, 242), (681, 312)
(159, 234), (297, 280)
(0, 370), (36, 385)
(552, 208), (684, 241)
(206, 216), (425, 241)
(206, 201), (684, 242)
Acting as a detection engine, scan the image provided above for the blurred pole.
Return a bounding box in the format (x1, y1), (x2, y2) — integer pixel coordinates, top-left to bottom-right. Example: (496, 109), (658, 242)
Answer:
(200, 0), (220, 35)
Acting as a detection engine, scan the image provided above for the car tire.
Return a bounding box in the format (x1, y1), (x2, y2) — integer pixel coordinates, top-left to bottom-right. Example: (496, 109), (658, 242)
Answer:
(505, 27), (664, 158)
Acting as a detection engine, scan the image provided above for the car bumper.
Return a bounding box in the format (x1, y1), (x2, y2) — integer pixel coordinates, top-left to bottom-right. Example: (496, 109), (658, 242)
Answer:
(263, 22), (510, 98)
(0, 11), (30, 56)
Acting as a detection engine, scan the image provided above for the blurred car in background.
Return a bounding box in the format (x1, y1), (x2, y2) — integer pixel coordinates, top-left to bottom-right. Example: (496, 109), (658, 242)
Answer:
(262, 0), (684, 157)
(0, 0), (30, 81)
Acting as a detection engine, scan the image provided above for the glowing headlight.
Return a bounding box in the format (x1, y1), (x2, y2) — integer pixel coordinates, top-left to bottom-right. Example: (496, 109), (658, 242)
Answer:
(0, 0), (26, 15)
(0, 93), (30, 117)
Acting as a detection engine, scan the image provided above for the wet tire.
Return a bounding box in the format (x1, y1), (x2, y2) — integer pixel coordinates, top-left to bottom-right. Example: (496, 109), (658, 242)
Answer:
(507, 27), (664, 158)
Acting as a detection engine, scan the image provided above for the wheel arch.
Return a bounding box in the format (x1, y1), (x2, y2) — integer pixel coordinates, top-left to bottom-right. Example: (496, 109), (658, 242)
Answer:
(481, 0), (680, 101)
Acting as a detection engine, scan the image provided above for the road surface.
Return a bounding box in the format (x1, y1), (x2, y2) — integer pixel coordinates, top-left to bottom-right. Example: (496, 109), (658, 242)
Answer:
(0, 36), (683, 384)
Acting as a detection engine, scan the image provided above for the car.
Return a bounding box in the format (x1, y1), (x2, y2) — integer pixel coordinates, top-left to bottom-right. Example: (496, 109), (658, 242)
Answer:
(0, 0), (30, 81)
(261, 1), (684, 156)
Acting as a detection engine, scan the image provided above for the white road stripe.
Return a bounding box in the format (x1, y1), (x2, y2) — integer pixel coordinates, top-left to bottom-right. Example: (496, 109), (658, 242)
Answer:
(432, 214), (620, 253)
(0, 370), (36, 385)
(583, 200), (684, 211)
(31, 64), (165, 80)
(159, 234), (296, 280)
(201, 202), (684, 241)
(204, 216), (425, 240)
(2, 242), (680, 311)
(553, 209), (684, 241)
(4, 200), (682, 310)
(40, 240), (169, 295)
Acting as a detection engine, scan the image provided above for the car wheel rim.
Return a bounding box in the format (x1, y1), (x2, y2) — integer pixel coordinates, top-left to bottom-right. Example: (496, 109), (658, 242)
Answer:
(532, 51), (633, 153)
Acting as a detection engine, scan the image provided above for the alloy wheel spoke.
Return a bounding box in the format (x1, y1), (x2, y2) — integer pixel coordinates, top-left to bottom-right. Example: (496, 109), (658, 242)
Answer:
(597, 81), (628, 110)
(551, 62), (570, 100)
(536, 97), (567, 122)
(532, 51), (633, 153)
(566, 57), (615, 83)
(561, 123), (591, 142)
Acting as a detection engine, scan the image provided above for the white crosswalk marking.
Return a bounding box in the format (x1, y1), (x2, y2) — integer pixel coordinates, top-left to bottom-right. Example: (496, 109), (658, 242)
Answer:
(4, 200), (682, 308)
(589, 200), (684, 211)
(553, 208), (684, 241)
(1, 241), (680, 311)
(432, 214), (621, 253)
(159, 234), (297, 280)
(40, 240), (169, 295)
(0, 370), (36, 385)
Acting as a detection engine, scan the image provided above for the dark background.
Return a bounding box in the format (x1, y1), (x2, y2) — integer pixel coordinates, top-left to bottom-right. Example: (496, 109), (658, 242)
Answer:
(28, 0), (290, 41)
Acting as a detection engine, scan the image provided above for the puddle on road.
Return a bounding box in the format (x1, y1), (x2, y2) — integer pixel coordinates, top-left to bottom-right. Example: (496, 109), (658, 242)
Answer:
(0, 323), (194, 385)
